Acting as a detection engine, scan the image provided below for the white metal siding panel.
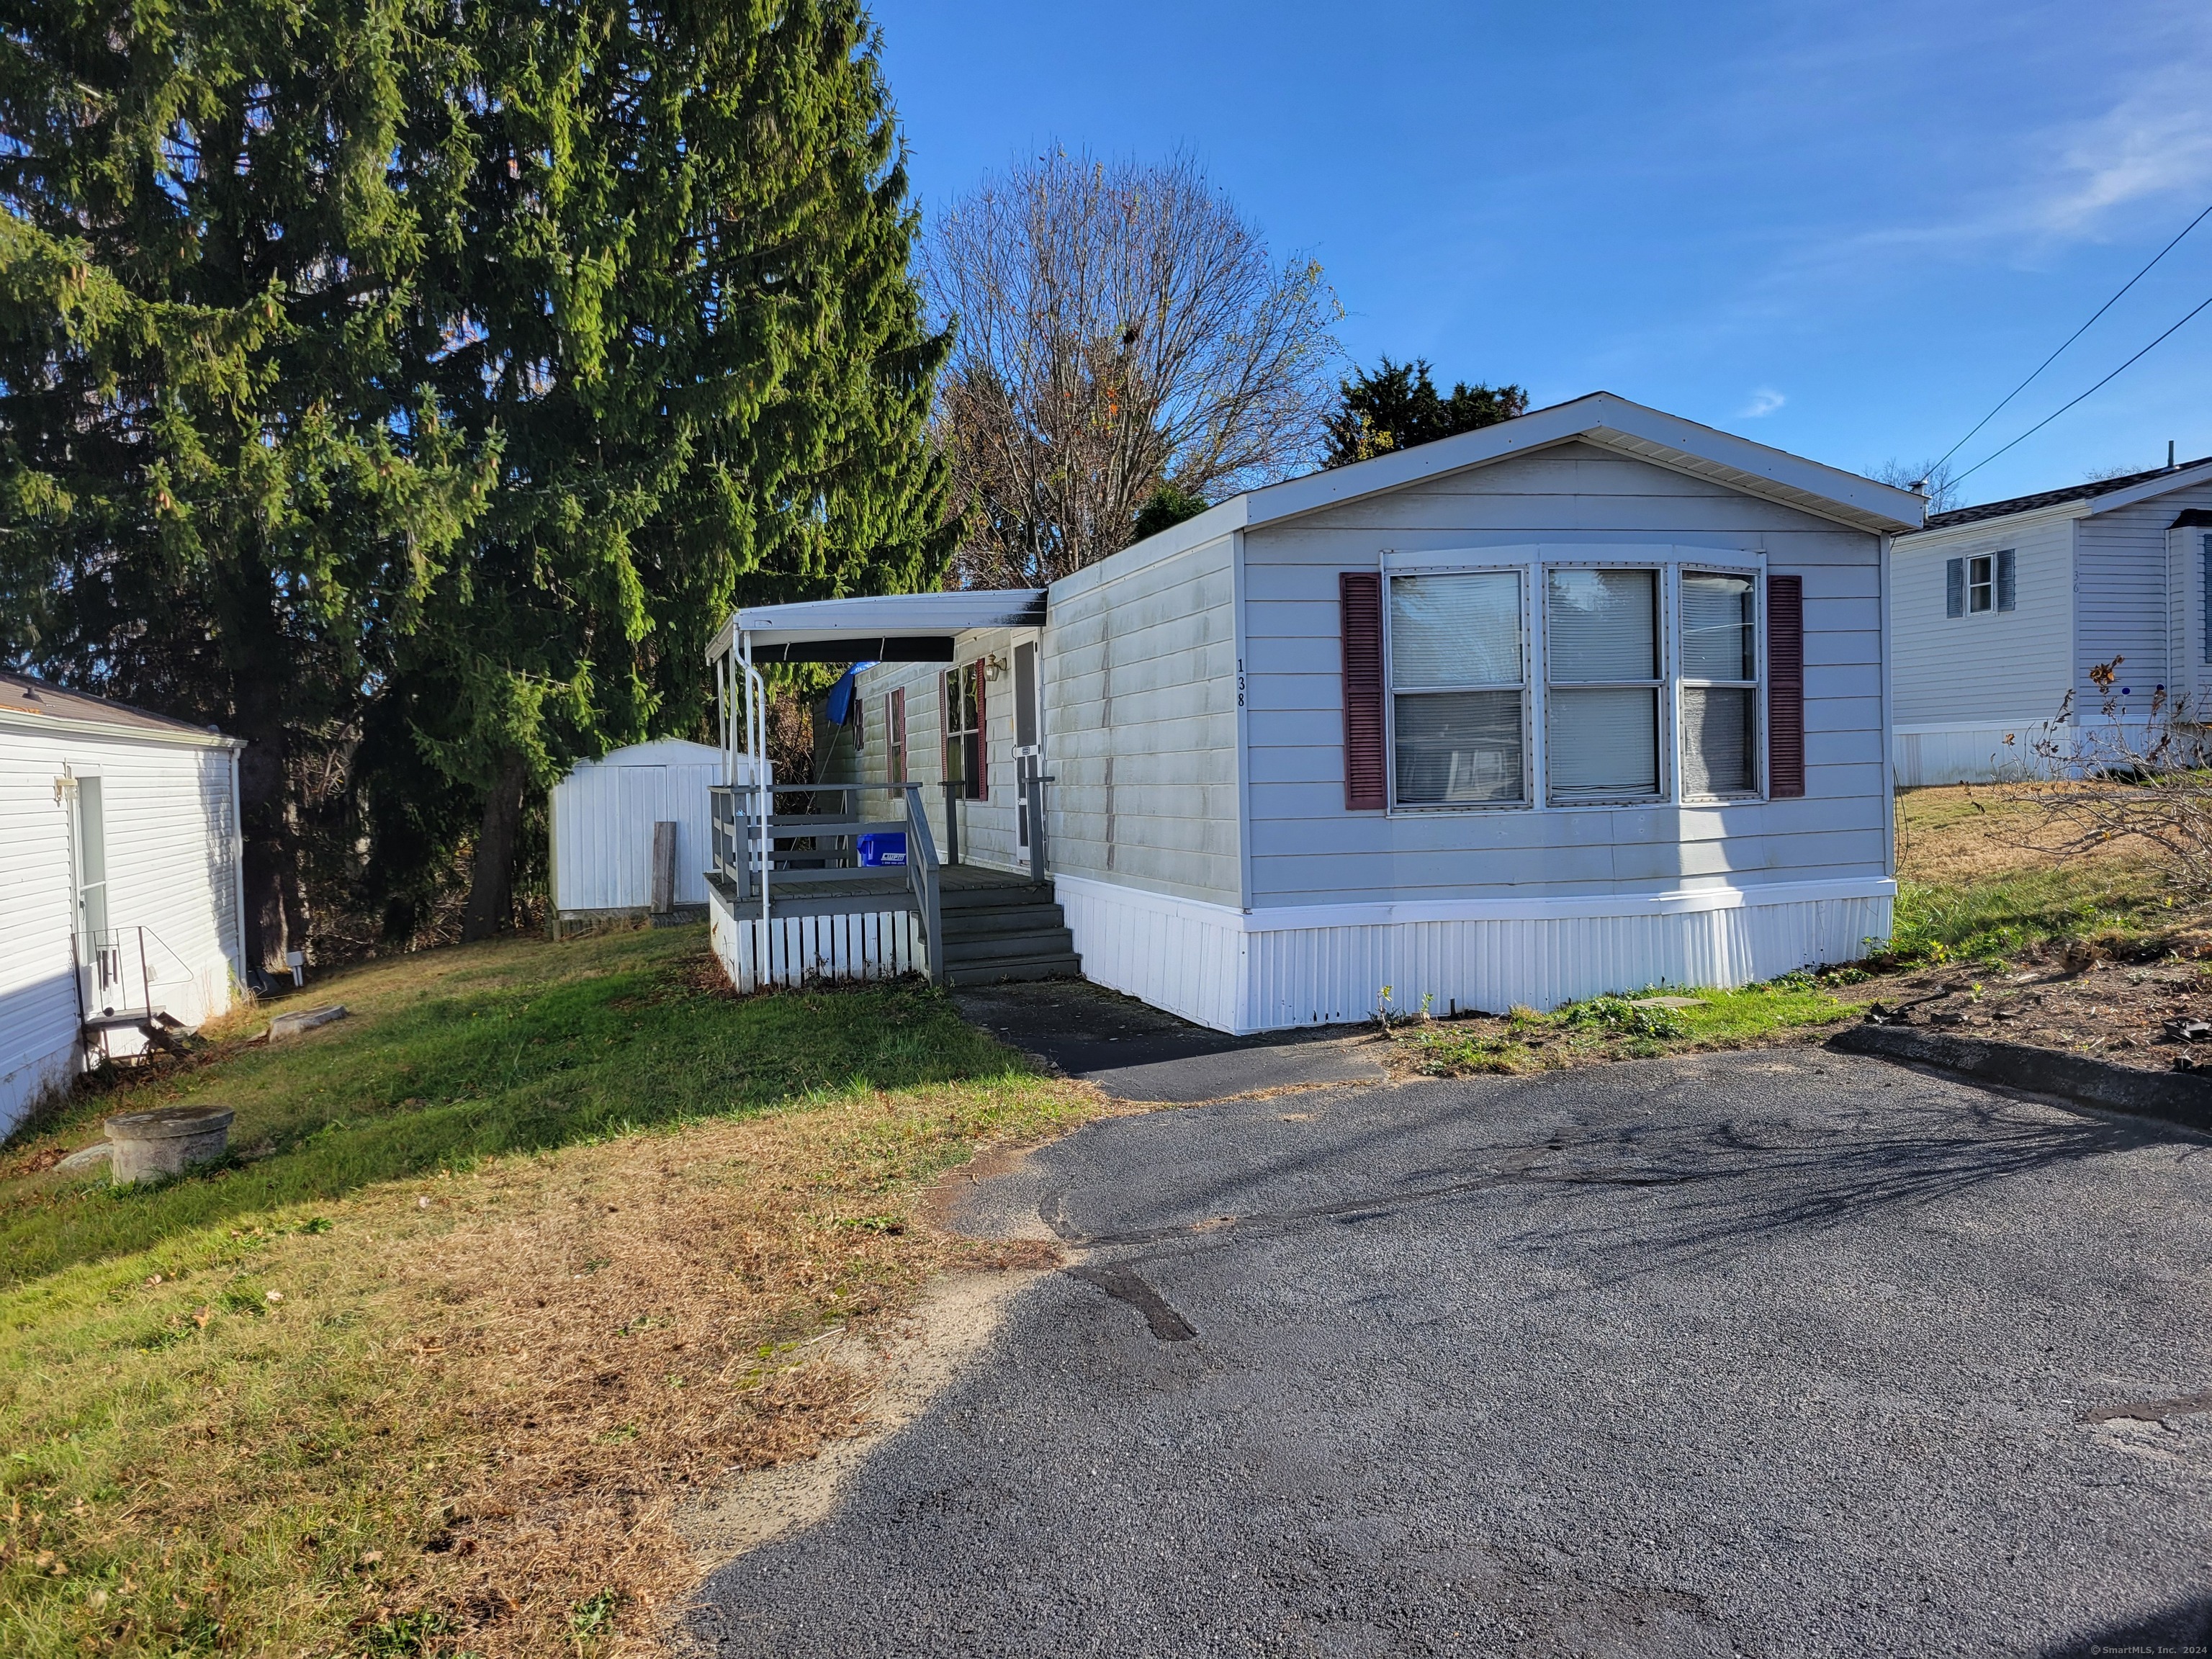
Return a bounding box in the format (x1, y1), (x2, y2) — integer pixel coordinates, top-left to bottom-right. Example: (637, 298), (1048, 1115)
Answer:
(707, 884), (922, 991)
(1890, 516), (2074, 729)
(2077, 481), (2212, 712)
(1058, 872), (1889, 1034)
(1238, 439), (1889, 907)
(0, 727), (242, 1130)
(549, 740), (723, 912)
(1041, 535), (1241, 905)
(853, 627), (1033, 873)
(851, 544), (1240, 904)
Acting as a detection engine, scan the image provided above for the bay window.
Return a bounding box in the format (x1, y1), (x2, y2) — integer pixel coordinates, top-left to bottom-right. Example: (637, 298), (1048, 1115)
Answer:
(1380, 552), (1765, 811)
(1545, 567), (1661, 804)
(1678, 571), (1758, 797)
(1388, 572), (1525, 804)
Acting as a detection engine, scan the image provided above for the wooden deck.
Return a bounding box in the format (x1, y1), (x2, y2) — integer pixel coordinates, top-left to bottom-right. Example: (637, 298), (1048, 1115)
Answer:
(712, 861), (1040, 922)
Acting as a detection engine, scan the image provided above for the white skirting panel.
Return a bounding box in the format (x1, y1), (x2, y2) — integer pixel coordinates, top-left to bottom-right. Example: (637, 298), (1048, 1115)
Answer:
(1056, 873), (1894, 1035)
(707, 886), (922, 993)
(1892, 721), (2062, 788)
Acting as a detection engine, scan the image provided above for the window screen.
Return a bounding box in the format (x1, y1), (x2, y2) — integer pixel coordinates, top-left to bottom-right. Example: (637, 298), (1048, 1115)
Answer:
(1546, 569), (1660, 802)
(1680, 572), (1758, 796)
(1388, 572), (1524, 804)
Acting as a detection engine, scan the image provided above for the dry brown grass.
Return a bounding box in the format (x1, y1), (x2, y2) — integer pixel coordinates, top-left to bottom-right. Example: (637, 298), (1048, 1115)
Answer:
(391, 1085), (1078, 1655)
(1892, 782), (2161, 884)
(0, 938), (1099, 1658)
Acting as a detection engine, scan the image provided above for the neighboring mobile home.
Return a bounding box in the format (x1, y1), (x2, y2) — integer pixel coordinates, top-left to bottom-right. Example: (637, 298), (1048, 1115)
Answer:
(706, 393), (1924, 1033)
(0, 673), (247, 1133)
(1889, 453), (2212, 786)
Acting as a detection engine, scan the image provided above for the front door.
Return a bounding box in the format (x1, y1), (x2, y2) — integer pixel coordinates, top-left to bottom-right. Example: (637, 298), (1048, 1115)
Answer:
(68, 775), (120, 1007)
(1013, 640), (1042, 853)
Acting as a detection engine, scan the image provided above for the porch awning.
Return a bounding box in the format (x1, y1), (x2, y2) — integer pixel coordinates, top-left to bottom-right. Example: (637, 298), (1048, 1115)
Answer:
(705, 589), (1047, 665)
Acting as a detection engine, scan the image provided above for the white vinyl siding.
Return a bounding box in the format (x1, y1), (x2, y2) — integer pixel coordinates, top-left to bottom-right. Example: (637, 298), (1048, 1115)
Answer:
(1240, 439), (1887, 907)
(0, 723), (242, 1132)
(2075, 480), (2212, 714)
(853, 536), (1240, 903)
(1891, 512), (2073, 728)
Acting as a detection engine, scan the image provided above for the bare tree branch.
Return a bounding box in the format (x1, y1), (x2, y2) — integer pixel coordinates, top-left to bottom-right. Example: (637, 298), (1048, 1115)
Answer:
(2005, 659), (2212, 896)
(924, 148), (1343, 586)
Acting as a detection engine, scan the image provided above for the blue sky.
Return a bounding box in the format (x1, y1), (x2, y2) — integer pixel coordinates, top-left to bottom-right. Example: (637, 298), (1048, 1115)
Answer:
(873, 0), (2212, 508)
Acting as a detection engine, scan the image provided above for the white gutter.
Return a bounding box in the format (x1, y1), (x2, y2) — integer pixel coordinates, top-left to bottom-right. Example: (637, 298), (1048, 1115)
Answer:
(0, 707), (246, 750)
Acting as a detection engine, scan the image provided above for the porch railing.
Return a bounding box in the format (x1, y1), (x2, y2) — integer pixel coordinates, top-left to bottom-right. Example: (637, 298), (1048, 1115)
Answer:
(709, 781), (947, 984)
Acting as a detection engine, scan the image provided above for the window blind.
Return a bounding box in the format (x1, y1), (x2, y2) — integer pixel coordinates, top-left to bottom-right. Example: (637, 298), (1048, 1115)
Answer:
(1546, 570), (1660, 802)
(1388, 571), (1524, 804)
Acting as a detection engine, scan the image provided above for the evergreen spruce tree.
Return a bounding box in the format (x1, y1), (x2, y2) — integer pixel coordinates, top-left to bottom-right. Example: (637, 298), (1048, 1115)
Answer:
(405, 0), (954, 935)
(1323, 358), (1529, 468)
(0, 0), (492, 969)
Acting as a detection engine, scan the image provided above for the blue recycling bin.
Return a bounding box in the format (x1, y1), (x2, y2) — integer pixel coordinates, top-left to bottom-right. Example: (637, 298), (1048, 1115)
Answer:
(857, 832), (907, 868)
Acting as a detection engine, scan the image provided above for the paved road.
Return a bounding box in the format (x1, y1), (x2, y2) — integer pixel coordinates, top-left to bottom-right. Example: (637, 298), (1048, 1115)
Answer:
(696, 1049), (2212, 1658)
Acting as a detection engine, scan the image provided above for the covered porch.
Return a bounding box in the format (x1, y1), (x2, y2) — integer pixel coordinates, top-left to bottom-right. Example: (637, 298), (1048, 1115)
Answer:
(703, 590), (1079, 990)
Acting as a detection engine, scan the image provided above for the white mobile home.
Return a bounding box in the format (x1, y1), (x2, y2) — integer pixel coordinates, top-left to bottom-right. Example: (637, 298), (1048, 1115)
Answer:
(1889, 454), (2212, 786)
(0, 673), (246, 1133)
(706, 393), (1923, 1032)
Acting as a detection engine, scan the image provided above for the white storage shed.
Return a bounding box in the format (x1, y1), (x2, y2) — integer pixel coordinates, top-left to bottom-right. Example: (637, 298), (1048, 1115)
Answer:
(0, 672), (246, 1134)
(549, 739), (762, 925)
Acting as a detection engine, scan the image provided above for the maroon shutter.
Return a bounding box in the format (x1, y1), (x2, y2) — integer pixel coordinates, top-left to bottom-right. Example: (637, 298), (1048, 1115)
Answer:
(1340, 572), (1387, 810)
(1767, 574), (1805, 799)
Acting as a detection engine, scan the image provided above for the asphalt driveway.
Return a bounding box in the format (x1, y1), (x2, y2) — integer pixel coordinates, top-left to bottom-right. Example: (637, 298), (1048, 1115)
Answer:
(696, 1048), (2212, 1658)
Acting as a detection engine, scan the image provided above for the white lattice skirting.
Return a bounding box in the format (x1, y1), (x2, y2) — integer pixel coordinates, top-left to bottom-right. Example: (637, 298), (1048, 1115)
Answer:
(707, 886), (923, 992)
(1056, 873), (1897, 1035)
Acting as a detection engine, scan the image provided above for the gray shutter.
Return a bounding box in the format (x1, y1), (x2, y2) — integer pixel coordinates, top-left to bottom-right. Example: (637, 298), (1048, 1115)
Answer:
(1995, 549), (2015, 611)
(1946, 557), (1964, 618)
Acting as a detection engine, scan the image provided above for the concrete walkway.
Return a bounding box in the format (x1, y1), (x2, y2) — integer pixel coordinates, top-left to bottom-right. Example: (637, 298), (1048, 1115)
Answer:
(950, 979), (1387, 1103)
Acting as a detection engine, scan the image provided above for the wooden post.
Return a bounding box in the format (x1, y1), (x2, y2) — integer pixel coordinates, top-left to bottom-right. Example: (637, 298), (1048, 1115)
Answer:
(650, 821), (678, 915)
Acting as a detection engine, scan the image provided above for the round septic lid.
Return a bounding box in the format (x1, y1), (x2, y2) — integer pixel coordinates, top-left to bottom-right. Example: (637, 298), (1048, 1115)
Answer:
(104, 1105), (236, 1140)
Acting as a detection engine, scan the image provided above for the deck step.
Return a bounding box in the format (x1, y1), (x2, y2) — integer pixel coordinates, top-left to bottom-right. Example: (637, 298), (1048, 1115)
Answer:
(941, 952), (1084, 986)
(939, 882), (1052, 909)
(938, 904), (1068, 938)
(940, 927), (1076, 965)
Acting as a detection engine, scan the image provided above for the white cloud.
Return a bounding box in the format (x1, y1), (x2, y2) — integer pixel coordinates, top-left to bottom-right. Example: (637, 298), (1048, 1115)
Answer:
(2028, 59), (2212, 236)
(1741, 387), (1786, 418)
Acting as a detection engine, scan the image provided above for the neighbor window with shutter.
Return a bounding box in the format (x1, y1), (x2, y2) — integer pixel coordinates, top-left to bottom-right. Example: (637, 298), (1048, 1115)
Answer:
(1388, 572), (1526, 804)
(1946, 550), (2015, 617)
(1545, 567), (1663, 804)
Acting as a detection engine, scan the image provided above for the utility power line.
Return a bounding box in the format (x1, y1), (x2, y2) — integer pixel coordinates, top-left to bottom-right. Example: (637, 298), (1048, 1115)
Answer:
(1929, 198), (2212, 480)
(1951, 287), (2212, 486)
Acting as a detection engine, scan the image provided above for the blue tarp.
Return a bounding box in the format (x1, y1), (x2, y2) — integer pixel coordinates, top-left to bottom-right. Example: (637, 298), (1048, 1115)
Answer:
(824, 661), (877, 727)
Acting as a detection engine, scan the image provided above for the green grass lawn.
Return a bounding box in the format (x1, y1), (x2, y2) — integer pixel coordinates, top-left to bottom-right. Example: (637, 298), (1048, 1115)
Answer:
(1397, 971), (1869, 1076)
(3, 927), (1030, 1287)
(1890, 859), (2183, 966)
(0, 927), (1092, 1658)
